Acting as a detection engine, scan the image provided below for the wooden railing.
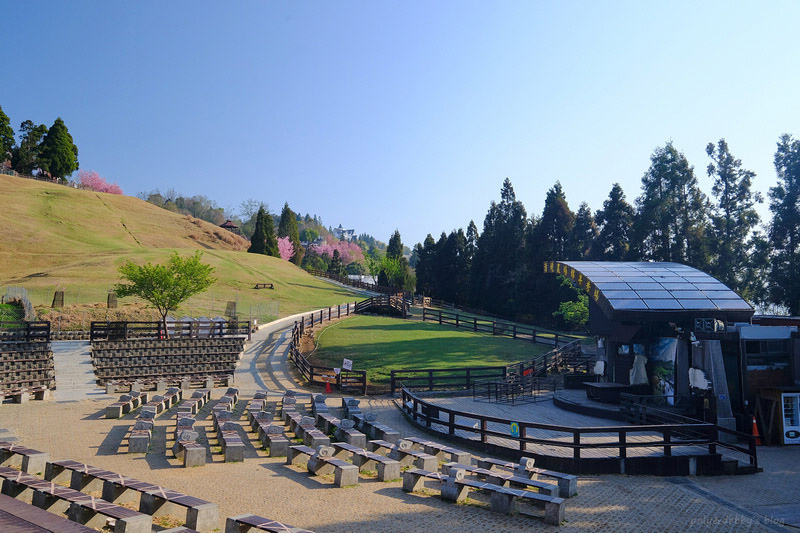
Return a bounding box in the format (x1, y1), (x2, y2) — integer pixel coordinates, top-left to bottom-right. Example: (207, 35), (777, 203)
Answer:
(390, 366), (507, 394)
(421, 308), (582, 348)
(354, 295), (409, 317)
(90, 320), (251, 341)
(0, 321), (51, 342)
(307, 269), (396, 295)
(399, 385), (758, 469)
(288, 302), (367, 395)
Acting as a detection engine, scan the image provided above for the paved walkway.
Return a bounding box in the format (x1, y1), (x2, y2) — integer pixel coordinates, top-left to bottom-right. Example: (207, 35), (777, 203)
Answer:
(51, 340), (112, 402)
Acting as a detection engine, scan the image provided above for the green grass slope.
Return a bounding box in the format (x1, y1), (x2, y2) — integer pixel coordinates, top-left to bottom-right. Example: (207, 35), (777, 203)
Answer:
(0, 175), (361, 322)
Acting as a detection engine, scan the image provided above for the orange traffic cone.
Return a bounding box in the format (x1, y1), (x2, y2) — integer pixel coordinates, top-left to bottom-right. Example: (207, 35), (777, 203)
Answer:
(325, 382), (332, 394)
(752, 415), (762, 445)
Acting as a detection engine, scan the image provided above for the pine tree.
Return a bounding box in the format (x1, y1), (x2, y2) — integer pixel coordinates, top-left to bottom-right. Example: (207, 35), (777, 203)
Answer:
(327, 249), (344, 276)
(264, 211), (279, 257)
(277, 203), (303, 264)
(768, 134), (800, 314)
(247, 207), (267, 254)
(10, 120), (48, 175)
(593, 183), (635, 260)
(387, 230), (404, 259)
(569, 202), (596, 259)
(634, 142), (710, 268)
(39, 117), (78, 180)
(0, 105), (13, 161)
(706, 139), (762, 294)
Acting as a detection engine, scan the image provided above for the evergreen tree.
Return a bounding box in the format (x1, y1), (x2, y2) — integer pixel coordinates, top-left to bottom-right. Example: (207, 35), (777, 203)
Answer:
(593, 183), (635, 260)
(469, 178), (527, 314)
(634, 142), (710, 269)
(247, 207), (268, 254)
(327, 249), (344, 276)
(569, 202), (596, 259)
(706, 139), (762, 294)
(39, 117), (78, 180)
(387, 230), (404, 259)
(0, 105), (13, 161)
(438, 229), (470, 305)
(263, 210), (279, 257)
(534, 182), (575, 260)
(277, 203), (303, 265)
(10, 120), (48, 175)
(768, 134), (800, 314)
(465, 220), (478, 262)
(414, 234), (437, 295)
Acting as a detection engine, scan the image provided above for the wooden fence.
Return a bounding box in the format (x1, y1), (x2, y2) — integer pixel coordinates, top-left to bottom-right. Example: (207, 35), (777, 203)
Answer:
(90, 320), (251, 341)
(421, 308), (582, 348)
(390, 366), (507, 394)
(288, 302), (367, 395)
(307, 269), (396, 295)
(399, 385), (758, 472)
(0, 321), (51, 342)
(354, 295), (409, 317)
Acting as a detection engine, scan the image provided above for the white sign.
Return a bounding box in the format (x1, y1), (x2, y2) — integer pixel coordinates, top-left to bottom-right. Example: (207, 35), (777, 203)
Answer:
(342, 358), (353, 371)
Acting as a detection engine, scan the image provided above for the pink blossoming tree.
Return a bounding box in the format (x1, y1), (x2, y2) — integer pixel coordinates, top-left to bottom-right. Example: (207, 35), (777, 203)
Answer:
(77, 169), (123, 195)
(311, 237), (364, 265)
(277, 236), (294, 261)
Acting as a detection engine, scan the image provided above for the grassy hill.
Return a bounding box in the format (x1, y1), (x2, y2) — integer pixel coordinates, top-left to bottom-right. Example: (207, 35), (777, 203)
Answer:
(0, 175), (362, 326)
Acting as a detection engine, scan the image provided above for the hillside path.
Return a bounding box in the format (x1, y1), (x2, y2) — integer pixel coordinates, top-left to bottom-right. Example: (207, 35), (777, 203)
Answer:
(234, 314), (307, 393)
(51, 340), (112, 402)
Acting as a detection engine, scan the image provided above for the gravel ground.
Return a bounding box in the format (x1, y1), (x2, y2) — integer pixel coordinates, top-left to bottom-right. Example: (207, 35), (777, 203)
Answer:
(1, 395), (795, 533)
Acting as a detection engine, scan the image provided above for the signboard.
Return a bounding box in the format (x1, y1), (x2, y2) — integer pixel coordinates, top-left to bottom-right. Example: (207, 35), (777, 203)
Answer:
(510, 422), (520, 438)
(342, 358), (353, 371)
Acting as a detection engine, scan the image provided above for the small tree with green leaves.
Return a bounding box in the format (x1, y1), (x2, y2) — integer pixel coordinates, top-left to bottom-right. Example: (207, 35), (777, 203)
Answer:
(114, 251), (216, 338)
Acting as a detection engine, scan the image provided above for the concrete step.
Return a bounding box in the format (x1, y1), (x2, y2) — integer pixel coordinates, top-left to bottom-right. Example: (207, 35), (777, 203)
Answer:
(51, 340), (109, 402)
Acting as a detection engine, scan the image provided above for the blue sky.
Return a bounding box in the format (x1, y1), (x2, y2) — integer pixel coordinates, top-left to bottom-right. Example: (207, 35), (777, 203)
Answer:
(3, 1), (799, 247)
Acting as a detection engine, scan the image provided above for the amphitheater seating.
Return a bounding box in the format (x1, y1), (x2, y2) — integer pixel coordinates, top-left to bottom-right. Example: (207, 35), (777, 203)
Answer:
(90, 337), (246, 385)
(225, 514), (314, 533)
(0, 341), (55, 399)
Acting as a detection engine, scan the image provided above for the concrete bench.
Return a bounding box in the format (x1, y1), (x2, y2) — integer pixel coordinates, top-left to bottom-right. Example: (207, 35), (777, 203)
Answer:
(441, 463), (558, 497)
(476, 456), (577, 497)
(105, 391), (150, 419)
(330, 419), (367, 448)
(172, 416), (205, 468)
(258, 425), (289, 457)
(388, 440), (438, 471)
(287, 445), (316, 467)
(332, 443), (401, 481)
(404, 437), (471, 464)
(0, 492), (96, 532)
(45, 460), (219, 530)
(0, 442), (49, 475)
(216, 422), (245, 463)
(341, 397), (361, 419)
(401, 468), (448, 492)
(442, 468), (565, 525)
(225, 513), (314, 532)
(306, 446), (359, 487)
(315, 412), (340, 435)
(0, 466), (151, 533)
(128, 411), (155, 454)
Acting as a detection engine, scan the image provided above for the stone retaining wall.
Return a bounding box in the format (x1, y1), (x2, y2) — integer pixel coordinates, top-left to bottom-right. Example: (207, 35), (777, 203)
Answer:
(0, 341), (56, 392)
(91, 337), (246, 385)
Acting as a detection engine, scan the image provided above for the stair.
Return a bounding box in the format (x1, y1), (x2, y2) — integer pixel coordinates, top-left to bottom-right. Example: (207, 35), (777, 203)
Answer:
(51, 341), (110, 402)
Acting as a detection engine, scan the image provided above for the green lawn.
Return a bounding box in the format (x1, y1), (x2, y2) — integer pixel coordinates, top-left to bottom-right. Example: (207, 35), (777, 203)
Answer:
(311, 315), (552, 386)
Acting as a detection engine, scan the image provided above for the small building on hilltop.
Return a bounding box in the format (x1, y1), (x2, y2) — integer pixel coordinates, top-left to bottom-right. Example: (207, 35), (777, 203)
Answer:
(220, 219), (240, 235)
(333, 224), (355, 241)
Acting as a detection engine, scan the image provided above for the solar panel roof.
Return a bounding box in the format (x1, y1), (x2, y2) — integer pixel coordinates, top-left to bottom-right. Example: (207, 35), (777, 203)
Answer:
(544, 261), (753, 321)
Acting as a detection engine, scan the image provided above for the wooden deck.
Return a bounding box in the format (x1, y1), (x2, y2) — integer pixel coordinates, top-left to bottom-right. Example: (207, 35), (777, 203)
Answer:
(414, 390), (749, 462)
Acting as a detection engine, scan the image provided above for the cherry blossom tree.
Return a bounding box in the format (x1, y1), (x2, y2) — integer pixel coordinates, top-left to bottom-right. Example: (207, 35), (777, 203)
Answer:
(277, 236), (294, 261)
(311, 237), (364, 265)
(77, 169), (123, 195)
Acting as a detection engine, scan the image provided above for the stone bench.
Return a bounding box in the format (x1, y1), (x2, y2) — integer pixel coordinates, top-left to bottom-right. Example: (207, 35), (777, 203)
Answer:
(306, 446), (359, 487)
(45, 462), (219, 531)
(442, 468), (565, 525)
(476, 456), (577, 498)
(0, 442), (49, 475)
(341, 397), (361, 419)
(353, 413), (400, 443)
(387, 440), (438, 471)
(225, 513), (314, 532)
(172, 416), (206, 468)
(441, 462), (558, 497)
(258, 424), (289, 458)
(404, 436), (471, 465)
(0, 466), (151, 533)
(332, 442), (401, 481)
(128, 411), (155, 454)
(216, 422), (245, 463)
(105, 391), (149, 419)
(330, 419), (367, 449)
(315, 412), (340, 435)
(287, 445), (316, 467)
(180, 389), (211, 415)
